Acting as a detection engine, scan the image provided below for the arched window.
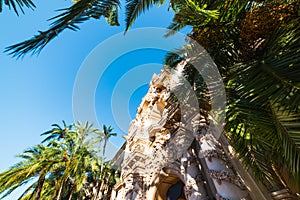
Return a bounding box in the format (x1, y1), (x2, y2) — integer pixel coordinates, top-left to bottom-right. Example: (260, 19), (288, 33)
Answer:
(166, 181), (185, 200)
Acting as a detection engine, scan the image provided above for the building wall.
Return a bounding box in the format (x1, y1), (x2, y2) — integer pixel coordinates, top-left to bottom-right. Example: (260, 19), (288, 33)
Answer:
(110, 64), (275, 200)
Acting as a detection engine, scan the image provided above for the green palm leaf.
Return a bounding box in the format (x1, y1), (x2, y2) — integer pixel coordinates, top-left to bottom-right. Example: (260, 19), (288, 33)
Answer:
(0, 0), (35, 15)
(232, 20), (300, 112)
(272, 108), (300, 184)
(5, 0), (120, 58)
(125, 0), (162, 31)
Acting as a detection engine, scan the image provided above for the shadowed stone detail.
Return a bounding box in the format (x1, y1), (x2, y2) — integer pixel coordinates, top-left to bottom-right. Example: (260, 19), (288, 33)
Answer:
(207, 170), (246, 190)
(204, 149), (233, 169)
(216, 193), (230, 200)
(109, 65), (275, 200)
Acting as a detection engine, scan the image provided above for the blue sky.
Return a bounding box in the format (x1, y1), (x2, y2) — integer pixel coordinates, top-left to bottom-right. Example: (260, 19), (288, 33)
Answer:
(0, 1), (189, 198)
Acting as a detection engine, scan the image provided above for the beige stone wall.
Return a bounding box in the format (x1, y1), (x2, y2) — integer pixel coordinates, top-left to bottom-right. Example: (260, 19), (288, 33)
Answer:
(110, 64), (273, 200)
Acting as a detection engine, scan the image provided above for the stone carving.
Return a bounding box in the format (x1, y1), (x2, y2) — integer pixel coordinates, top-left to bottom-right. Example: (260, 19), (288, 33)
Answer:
(207, 169), (246, 190)
(204, 149), (233, 169)
(110, 66), (264, 200)
(185, 178), (196, 197)
(124, 175), (134, 200)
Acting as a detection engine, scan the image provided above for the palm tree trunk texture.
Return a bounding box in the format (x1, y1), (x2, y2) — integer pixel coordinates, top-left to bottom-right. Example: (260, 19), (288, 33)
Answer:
(67, 183), (75, 200)
(56, 180), (65, 200)
(95, 139), (108, 200)
(34, 172), (46, 200)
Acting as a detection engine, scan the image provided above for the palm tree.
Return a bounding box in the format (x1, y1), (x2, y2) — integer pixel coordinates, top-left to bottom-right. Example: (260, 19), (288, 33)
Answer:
(4, 0), (219, 58)
(0, 144), (61, 199)
(100, 125), (117, 167)
(5, 0), (120, 58)
(3, 0), (299, 196)
(164, 0), (300, 194)
(0, 121), (115, 200)
(41, 120), (74, 143)
(98, 163), (118, 200)
(42, 121), (103, 200)
(93, 125), (116, 200)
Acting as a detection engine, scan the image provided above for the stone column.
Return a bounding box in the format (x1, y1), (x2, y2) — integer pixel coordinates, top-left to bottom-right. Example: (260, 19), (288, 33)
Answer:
(182, 151), (209, 200)
(131, 175), (145, 199)
(198, 134), (249, 200)
(123, 174), (134, 200)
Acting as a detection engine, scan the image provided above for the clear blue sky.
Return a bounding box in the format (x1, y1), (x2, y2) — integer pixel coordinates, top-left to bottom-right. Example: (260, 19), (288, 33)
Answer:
(0, 1), (189, 198)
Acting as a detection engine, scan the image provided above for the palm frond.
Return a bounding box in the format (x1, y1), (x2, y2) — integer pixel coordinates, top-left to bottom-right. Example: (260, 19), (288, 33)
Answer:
(165, 19), (187, 37)
(16, 181), (37, 200)
(125, 0), (162, 31)
(164, 49), (184, 66)
(165, 0), (220, 37)
(271, 107), (300, 185)
(5, 0), (120, 58)
(0, 0), (35, 15)
(232, 20), (300, 112)
(226, 85), (300, 188)
(225, 95), (284, 186)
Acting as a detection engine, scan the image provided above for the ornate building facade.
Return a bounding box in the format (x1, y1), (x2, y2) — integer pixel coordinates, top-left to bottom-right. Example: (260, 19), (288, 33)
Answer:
(110, 63), (298, 200)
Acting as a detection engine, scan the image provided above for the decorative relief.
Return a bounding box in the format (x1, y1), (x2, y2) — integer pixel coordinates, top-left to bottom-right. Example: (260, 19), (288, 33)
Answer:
(185, 179), (196, 197)
(113, 66), (253, 200)
(191, 114), (209, 139)
(124, 175), (134, 199)
(153, 131), (170, 147)
(195, 173), (204, 184)
(132, 175), (145, 199)
(204, 149), (233, 169)
(207, 170), (246, 190)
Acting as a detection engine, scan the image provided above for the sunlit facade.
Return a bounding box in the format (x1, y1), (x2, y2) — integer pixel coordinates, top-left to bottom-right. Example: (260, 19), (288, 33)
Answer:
(110, 64), (296, 200)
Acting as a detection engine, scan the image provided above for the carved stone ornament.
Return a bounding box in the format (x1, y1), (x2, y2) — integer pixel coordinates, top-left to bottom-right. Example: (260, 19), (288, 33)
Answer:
(207, 170), (246, 190)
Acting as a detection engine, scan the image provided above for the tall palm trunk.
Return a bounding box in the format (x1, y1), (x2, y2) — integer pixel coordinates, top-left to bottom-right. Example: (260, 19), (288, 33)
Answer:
(57, 180), (65, 200)
(100, 139), (107, 175)
(102, 170), (112, 200)
(95, 139), (107, 200)
(67, 184), (75, 200)
(34, 172), (46, 200)
(96, 170), (112, 200)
